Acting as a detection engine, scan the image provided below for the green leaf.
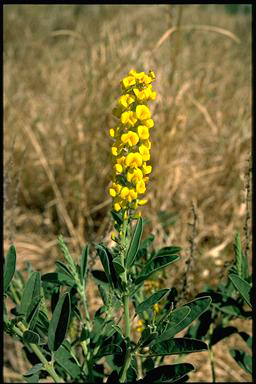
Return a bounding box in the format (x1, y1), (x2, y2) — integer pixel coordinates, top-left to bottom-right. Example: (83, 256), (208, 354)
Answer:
(96, 245), (113, 286)
(113, 256), (125, 275)
(135, 254), (180, 285)
(233, 233), (248, 279)
(23, 330), (40, 345)
(140, 234), (155, 249)
(230, 349), (252, 374)
(48, 292), (71, 352)
(136, 289), (169, 314)
(111, 210), (123, 226)
(156, 306), (191, 343)
(55, 261), (73, 278)
(80, 245), (89, 282)
(140, 363), (195, 383)
(54, 344), (81, 379)
(95, 343), (123, 360)
(4, 245), (16, 293)
(155, 246), (182, 257)
(91, 270), (109, 286)
(158, 296), (212, 339)
(28, 301), (41, 331)
(229, 273), (252, 307)
(150, 338), (208, 356)
(41, 272), (75, 287)
(20, 272), (41, 321)
(126, 217), (143, 268)
(23, 363), (43, 376)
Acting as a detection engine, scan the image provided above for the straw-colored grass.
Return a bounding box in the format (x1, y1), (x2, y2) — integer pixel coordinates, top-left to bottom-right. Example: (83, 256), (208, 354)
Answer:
(4, 4), (251, 382)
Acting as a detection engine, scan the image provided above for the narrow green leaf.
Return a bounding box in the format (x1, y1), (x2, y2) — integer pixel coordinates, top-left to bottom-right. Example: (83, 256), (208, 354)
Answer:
(230, 349), (252, 374)
(55, 261), (73, 278)
(54, 345), (81, 379)
(4, 245), (16, 293)
(48, 293), (71, 352)
(155, 246), (182, 257)
(140, 234), (155, 249)
(229, 273), (252, 307)
(23, 330), (40, 345)
(23, 363), (43, 376)
(135, 254), (180, 285)
(20, 272), (41, 321)
(113, 256), (125, 275)
(126, 217), (143, 268)
(141, 363), (195, 383)
(234, 233), (248, 278)
(28, 301), (41, 331)
(41, 272), (75, 287)
(24, 373), (39, 383)
(91, 270), (110, 286)
(151, 338), (208, 356)
(95, 344), (122, 360)
(160, 296), (211, 338)
(111, 210), (123, 226)
(136, 289), (169, 314)
(80, 245), (89, 282)
(96, 245), (112, 286)
(156, 306), (191, 343)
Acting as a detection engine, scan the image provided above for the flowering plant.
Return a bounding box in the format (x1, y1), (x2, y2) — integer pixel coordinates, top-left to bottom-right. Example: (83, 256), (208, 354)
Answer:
(3, 70), (215, 383)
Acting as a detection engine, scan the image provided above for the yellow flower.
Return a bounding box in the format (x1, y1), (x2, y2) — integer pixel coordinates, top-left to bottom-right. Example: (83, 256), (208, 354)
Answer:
(138, 199), (148, 205)
(136, 319), (145, 333)
(137, 125), (149, 140)
(120, 187), (129, 199)
(114, 163), (123, 173)
(153, 303), (160, 314)
(119, 94), (135, 108)
(120, 187), (137, 202)
(112, 146), (118, 156)
(126, 152), (143, 168)
(114, 203), (121, 212)
(139, 145), (150, 161)
(133, 88), (150, 101)
(109, 128), (115, 137)
(144, 119), (154, 128)
(127, 167), (143, 184)
(136, 105), (151, 121)
(109, 183), (121, 197)
(142, 163), (152, 175)
(136, 179), (146, 194)
(149, 70), (156, 80)
(121, 111), (137, 126)
(121, 131), (139, 146)
(122, 76), (136, 89)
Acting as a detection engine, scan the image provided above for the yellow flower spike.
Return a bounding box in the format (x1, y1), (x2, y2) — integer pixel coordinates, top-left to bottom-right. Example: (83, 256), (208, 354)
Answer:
(139, 145), (150, 161)
(137, 125), (149, 140)
(136, 179), (146, 195)
(121, 131), (139, 146)
(122, 75), (136, 89)
(110, 70), (156, 214)
(136, 105), (151, 121)
(126, 153), (143, 168)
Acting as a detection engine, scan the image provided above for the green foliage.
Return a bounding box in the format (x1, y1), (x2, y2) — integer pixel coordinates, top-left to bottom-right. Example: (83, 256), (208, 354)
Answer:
(4, 223), (250, 382)
(4, 245), (16, 293)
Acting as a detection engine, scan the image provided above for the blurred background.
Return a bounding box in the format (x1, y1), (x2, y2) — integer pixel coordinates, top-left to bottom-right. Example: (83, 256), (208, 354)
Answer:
(4, 4), (252, 382)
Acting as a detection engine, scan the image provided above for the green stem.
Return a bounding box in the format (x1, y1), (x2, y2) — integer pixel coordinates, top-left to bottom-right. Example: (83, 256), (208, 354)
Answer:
(209, 345), (216, 383)
(15, 323), (63, 383)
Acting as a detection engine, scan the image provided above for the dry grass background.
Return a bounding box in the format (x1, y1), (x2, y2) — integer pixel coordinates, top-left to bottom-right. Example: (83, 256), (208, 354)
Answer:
(3, 4), (252, 382)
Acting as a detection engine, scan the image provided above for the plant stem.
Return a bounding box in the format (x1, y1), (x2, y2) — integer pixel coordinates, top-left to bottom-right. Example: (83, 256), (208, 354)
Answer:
(209, 345), (216, 383)
(15, 323), (63, 383)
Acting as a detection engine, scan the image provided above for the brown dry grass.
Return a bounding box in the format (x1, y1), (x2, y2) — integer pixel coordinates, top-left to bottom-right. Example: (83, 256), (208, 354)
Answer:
(3, 4), (252, 382)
